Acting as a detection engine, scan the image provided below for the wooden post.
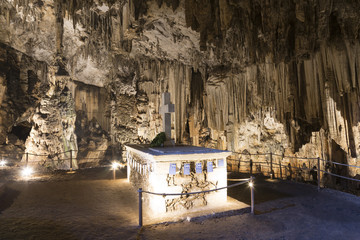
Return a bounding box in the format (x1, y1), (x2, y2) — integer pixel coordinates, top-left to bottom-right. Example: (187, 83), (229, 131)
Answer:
(288, 163), (292, 180)
(317, 157), (321, 191)
(138, 188), (143, 227)
(127, 153), (131, 182)
(26, 152), (28, 167)
(250, 177), (254, 214)
(279, 160), (282, 179)
(270, 152), (274, 179)
(70, 150), (73, 171)
(250, 159), (253, 176)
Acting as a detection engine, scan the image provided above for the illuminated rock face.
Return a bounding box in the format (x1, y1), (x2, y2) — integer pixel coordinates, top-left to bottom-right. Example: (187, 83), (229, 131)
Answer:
(71, 81), (111, 168)
(0, 43), (50, 163)
(126, 144), (230, 213)
(25, 84), (78, 169)
(0, 0), (359, 177)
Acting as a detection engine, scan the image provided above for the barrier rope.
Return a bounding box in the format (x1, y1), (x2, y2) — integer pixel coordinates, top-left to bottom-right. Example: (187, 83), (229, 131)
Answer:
(1, 148), (359, 184)
(233, 151), (320, 160)
(319, 158), (360, 169)
(141, 179), (251, 196)
(0, 149), (109, 157)
(231, 155), (360, 183)
(137, 178), (255, 226)
(319, 169), (360, 182)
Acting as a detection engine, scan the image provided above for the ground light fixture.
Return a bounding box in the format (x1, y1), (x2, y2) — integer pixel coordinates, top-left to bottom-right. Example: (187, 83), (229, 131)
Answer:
(111, 161), (120, 170)
(21, 166), (34, 178)
(0, 160), (6, 167)
(111, 161), (121, 180)
(249, 177), (255, 214)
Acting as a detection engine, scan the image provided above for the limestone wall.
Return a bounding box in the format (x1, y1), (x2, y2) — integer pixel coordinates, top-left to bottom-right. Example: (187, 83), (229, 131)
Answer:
(0, 0), (359, 177)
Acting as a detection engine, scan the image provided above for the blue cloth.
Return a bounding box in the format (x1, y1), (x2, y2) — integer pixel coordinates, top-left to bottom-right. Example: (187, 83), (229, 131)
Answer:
(184, 163), (190, 175)
(196, 162), (202, 173)
(218, 159), (224, 167)
(169, 163), (176, 175)
(207, 161), (213, 172)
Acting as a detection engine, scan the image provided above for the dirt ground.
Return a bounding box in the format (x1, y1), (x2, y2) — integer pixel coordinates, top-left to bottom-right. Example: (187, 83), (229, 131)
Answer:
(0, 167), (359, 240)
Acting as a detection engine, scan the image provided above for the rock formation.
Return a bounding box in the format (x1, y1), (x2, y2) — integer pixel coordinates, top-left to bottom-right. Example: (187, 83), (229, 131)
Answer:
(0, 0), (359, 187)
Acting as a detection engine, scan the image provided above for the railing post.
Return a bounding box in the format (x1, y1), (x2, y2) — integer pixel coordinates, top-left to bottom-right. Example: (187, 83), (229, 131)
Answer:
(250, 159), (253, 176)
(138, 188), (143, 227)
(288, 163), (292, 180)
(113, 163), (116, 180)
(70, 150), (73, 171)
(317, 157), (321, 191)
(270, 152), (274, 179)
(26, 152), (28, 167)
(250, 177), (254, 214)
(279, 158), (282, 180)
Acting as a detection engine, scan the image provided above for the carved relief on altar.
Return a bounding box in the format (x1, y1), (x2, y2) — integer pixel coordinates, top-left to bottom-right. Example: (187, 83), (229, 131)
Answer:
(164, 159), (225, 212)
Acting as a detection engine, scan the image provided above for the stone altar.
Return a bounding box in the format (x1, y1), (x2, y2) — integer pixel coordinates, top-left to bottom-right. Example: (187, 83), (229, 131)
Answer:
(125, 144), (231, 214)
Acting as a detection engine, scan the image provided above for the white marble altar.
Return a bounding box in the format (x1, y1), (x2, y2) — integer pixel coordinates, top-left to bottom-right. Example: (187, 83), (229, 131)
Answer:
(125, 144), (231, 214)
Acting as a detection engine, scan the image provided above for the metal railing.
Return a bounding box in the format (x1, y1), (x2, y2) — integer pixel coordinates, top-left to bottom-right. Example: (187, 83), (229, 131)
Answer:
(229, 151), (360, 189)
(137, 177), (255, 227)
(0, 149), (114, 171)
(3, 149), (359, 186)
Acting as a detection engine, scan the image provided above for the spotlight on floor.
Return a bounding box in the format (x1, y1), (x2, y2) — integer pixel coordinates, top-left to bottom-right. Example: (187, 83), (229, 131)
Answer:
(111, 162), (119, 170)
(21, 166), (34, 178)
(0, 160), (6, 167)
(111, 162), (121, 180)
(249, 181), (254, 188)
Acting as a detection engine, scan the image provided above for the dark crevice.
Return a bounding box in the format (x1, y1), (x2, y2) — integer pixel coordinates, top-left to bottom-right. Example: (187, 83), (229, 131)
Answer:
(190, 69), (204, 108)
(10, 124), (32, 142)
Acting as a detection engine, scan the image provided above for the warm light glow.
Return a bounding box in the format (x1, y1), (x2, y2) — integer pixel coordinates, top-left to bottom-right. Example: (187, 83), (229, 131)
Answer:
(21, 166), (33, 178)
(0, 160), (6, 167)
(112, 162), (126, 170)
(249, 181), (254, 188)
(111, 162), (119, 170)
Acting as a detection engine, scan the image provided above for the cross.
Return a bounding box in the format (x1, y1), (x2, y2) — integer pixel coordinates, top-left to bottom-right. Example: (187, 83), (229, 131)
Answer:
(159, 92), (175, 140)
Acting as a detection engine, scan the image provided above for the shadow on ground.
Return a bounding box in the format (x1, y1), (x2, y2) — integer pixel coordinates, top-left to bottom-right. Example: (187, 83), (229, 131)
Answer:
(0, 187), (20, 214)
(50, 167), (128, 181)
(227, 172), (293, 205)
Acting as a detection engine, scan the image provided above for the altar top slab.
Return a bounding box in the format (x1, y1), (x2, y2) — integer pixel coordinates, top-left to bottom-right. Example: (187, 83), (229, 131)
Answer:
(125, 144), (231, 161)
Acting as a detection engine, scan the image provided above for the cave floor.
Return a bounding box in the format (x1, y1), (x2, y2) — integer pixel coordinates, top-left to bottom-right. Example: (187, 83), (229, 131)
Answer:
(0, 168), (359, 240)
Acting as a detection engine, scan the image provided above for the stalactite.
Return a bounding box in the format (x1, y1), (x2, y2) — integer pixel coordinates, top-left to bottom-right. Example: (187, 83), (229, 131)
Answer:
(1, 0), (360, 176)
(55, 0), (64, 56)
